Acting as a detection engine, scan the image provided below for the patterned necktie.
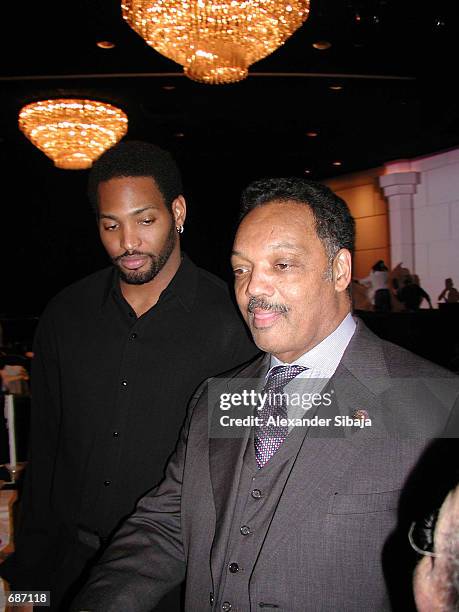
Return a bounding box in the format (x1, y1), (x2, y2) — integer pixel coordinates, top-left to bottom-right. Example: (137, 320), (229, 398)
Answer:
(254, 364), (307, 468)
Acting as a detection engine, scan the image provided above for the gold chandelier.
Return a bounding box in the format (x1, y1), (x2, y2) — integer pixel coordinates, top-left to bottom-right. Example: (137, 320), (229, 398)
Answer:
(122, 0), (311, 85)
(18, 99), (128, 170)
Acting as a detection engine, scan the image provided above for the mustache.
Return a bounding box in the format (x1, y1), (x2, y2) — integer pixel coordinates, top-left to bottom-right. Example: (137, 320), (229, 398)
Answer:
(114, 250), (149, 263)
(248, 296), (288, 314)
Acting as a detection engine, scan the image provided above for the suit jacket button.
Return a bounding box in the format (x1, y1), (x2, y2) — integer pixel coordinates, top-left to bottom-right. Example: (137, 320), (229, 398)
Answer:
(251, 488), (262, 499)
(228, 562), (239, 573)
(222, 603), (232, 611)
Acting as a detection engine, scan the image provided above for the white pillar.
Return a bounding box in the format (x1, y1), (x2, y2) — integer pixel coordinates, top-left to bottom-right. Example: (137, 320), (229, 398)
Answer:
(379, 171), (419, 272)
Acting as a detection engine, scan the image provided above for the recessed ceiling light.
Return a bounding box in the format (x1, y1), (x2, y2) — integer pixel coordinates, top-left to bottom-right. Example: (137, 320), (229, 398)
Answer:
(329, 85), (343, 91)
(304, 168), (311, 174)
(96, 40), (116, 49)
(306, 131), (318, 138)
(332, 161), (342, 166)
(312, 40), (331, 51)
(175, 132), (185, 138)
(162, 85), (176, 91)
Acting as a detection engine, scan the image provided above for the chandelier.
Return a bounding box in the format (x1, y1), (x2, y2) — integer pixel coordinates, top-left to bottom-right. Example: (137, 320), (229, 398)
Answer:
(121, 1), (311, 85)
(18, 99), (128, 170)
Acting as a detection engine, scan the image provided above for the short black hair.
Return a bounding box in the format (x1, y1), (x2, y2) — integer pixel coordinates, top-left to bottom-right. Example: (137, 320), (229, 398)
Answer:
(87, 140), (183, 212)
(240, 177), (355, 259)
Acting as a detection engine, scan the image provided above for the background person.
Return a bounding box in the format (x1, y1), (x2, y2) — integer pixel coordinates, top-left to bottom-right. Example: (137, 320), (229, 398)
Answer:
(359, 259), (391, 311)
(398, 275), (433, 311)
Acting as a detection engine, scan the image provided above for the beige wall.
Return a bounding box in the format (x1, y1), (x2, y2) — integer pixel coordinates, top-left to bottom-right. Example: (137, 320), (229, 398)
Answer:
(324, 168), (390, 279)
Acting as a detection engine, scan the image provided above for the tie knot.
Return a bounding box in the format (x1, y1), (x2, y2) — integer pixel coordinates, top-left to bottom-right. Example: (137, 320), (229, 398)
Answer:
(264, 364), (307, 393)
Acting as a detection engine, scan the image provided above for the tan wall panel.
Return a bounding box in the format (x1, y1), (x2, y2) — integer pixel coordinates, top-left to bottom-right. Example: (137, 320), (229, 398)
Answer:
(353, 248), (390, 279)
(335, 184), (378, 218)
(355, 216), (389, 251)
(324, 167), (390, 278)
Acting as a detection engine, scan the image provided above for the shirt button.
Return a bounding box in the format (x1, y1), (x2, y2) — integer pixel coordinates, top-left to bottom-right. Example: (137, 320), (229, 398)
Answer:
(228, 562), (239, 574)
(103, 480), (111, 486)
(222, 602), (232, 611)
(121, 380), (128, 387)
(130, 332), (137, 339)
(251, 488), (262, 499)
(209, 592), (214, 606)
(240, 525), (251, 536)
(113, 431), (119, 437)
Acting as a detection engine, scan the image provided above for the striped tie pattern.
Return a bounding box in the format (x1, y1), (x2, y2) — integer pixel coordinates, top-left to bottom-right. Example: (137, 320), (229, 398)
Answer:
(254, 364), (307, 468)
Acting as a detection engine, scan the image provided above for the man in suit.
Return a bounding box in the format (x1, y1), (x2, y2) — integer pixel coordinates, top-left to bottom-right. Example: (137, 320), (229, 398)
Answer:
(73, 177), (458, 611)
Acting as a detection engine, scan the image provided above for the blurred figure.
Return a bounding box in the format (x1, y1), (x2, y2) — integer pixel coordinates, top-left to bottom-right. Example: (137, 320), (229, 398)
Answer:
(351, 278), (372, 310)
(360, 259), (391, 311)
(397, 275), (433, 311)
(413, 484), (459, 611)
(0, 364), (29, 395)
(438, 278), (459, 304)
(0, 352), (30, 396)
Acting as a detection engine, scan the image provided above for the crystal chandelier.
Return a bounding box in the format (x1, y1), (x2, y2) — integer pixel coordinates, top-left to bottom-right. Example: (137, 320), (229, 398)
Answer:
(122, 0), (310, 85)
(18, 99), (128, 170)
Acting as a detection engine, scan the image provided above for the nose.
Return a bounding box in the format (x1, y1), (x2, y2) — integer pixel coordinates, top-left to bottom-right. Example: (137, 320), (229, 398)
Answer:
(245, 266), (275, 299)
(120, 224), (141, 252)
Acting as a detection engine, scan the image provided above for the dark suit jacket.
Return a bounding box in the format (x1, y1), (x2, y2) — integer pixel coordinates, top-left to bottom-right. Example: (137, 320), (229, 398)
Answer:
(72, 320), (459, 611)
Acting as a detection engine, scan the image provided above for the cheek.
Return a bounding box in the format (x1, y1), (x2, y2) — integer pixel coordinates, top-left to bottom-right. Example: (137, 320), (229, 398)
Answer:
(235, 286), (248, 310)
(99, 232), (118, 256)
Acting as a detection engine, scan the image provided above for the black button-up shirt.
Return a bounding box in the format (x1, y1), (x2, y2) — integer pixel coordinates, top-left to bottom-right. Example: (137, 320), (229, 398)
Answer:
(8, 255), (257, 590)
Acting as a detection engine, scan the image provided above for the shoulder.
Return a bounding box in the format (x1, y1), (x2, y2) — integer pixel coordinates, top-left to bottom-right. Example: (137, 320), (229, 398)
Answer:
(349, 318), (456, 378)
(194, 265), (233, 302)
(381, 339), (453, 378)
(41, 267), (112, 320)
(192, 264), (243, 323)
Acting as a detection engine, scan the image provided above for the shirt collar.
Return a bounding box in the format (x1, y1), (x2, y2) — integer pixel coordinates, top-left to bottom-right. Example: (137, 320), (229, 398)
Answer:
(101, 252), (198, 313)
(270, 312), (356, 377)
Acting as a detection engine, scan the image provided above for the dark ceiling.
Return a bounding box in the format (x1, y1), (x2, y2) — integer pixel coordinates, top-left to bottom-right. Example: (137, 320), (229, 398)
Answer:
(1, 0), (458, 318)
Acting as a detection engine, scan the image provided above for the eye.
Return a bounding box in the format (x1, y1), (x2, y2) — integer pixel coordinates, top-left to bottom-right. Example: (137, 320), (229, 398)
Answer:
(103, 223), (118, 231)
(275, 262), (291, 270)
(140, 218), (154, 225)
(232, 266), (248, 277)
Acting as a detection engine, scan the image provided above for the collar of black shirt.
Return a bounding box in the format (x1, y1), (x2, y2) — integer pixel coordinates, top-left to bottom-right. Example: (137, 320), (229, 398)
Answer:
(102, 252), (198, 314)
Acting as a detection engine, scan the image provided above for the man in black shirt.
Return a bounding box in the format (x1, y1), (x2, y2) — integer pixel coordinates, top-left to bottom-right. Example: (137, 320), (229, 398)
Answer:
(0, 141), (257, 610)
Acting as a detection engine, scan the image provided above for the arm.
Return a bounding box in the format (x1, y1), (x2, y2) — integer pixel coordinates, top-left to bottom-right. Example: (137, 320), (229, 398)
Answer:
(71, 386), (204, 612)
(438, 288), (447, 301)
(420, 288), (433, 308)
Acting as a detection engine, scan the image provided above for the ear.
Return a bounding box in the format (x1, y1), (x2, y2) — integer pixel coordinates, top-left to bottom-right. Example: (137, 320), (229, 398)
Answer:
(332, 249), (352, 293)
(171, 196), (186, 228)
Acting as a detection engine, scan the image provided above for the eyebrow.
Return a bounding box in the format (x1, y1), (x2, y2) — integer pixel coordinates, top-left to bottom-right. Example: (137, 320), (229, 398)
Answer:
(232, 243), (303, 257)
(99, 205), (160, 220)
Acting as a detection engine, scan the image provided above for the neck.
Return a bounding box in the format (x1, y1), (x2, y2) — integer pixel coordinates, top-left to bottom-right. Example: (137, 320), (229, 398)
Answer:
(120, 247), (182, 317)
